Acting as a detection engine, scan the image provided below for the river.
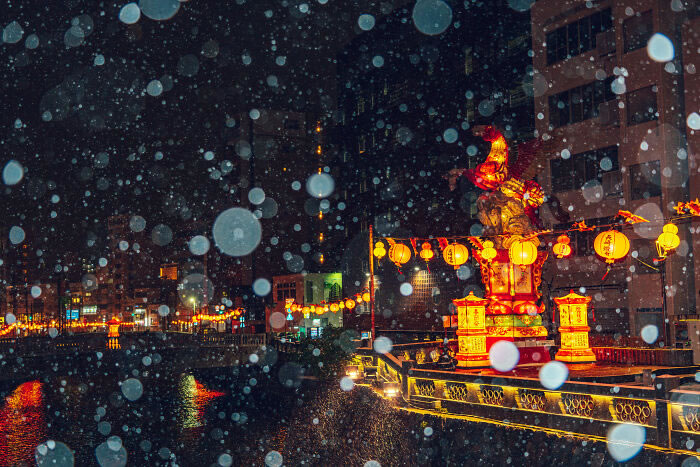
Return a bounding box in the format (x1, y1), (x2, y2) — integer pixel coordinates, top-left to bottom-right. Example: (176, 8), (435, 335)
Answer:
(0, 367), (691, 466)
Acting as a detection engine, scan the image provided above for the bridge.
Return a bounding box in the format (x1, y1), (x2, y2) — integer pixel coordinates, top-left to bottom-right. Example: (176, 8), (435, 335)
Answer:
(0, 332), (269, 383)
(351, 343), (700, 453)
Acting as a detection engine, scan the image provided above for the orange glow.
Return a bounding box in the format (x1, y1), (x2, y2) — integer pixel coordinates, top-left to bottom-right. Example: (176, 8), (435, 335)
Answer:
(509, 240), (537, 266)
(419, 242), (434, 262)
(346, 299), (356, 309)
(480, 240), (497, 262)
(656, 223), (680, 259)
(318, 211), (323, 220)
(362, 292), (370, 302)
(316, 145), (322, 155)
(319, 232), (324, 242)
(553, 235), (572, 259)
(0, 381), (45, 465)
(388, 243), (411, 267)
(373, 241), (387, 259)
(443, 243), (469, 270)
(594, 230), (630, 264)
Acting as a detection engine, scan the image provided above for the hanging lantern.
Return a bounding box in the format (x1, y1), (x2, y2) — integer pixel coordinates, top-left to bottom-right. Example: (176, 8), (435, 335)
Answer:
(362, 291), (370, 302)
(373, 241), (387, 260)
(552, 235), (572, 259)
(443, 242), (469, 269)
(324, 305), (330, 312)
(309, 305), (315, 314)
(419, 242), (434, 262)
(509, 240), (538, 265)
(594, 230), (630, 264)
(339, 301), (345, 310)
(481, 240), (497, 262)
(302, 306), (309, 314)
(330, 303), (339, 312)
(356, 294), (363, 303)
(345, 299), (356, 309)
(388, 243), (411, 267)
(656, 223), (680, 259)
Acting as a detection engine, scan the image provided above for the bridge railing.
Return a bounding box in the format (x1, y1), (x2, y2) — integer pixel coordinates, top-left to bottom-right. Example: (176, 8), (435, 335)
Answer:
(358, 349), (700, 450)
(592, 346), (693, 366)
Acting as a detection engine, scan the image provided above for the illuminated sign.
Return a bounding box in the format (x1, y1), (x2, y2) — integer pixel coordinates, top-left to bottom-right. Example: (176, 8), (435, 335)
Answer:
(82, 306), (97, 315)
(66, 309), (79, 320)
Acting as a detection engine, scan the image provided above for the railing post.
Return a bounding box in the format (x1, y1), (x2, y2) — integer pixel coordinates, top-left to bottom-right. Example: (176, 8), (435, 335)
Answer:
(654, 374), (679, 448)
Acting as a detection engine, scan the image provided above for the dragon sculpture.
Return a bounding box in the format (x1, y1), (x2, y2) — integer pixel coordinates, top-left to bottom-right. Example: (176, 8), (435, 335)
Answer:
(445, 126), (544, 248)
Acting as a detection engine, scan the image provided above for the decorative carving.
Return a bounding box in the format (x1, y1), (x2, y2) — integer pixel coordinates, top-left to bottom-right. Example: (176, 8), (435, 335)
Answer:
(562, 393), (594, 418)
(446, 382), (470, 402)
(480, 385), (506, 406)
(414, 380), (436, 397)
(613, 399), (651, 425)
(519, 389), (546, 411)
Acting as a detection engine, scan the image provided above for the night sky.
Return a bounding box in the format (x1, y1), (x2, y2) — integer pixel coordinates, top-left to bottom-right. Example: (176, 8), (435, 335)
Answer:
(1, 0), (398, 260)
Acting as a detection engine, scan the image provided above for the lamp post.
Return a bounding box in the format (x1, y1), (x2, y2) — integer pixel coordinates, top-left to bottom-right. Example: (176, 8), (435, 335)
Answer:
(190, 297), (196, 334)
(369, 224), (375, 346)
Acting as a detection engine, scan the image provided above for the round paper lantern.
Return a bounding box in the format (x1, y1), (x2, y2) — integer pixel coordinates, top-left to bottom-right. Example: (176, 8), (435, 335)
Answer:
(308, 305), (315, 314)
(356, 294), (363, 303)
(362, 292), (370, 302)
(324, 305), (329, 312)
(338, 301), (345, 309)
(373, 241), (387, 260)
(345, 299), (356, 309)
(594, 230), (630, 264)
(552, 235), (572, 259)
(481, 240), (497, 262)
(388, 243), (411, 267)
(656, 223), (680, 259)
(419, 242), (434, 262)
(509, 240), (537, 265)
(443, 242), (469, 269)
(330, 303), (339, 312)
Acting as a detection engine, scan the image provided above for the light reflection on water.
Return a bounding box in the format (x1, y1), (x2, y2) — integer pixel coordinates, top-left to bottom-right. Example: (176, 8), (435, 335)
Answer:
(176, 374), (226, 429)
(0, 381), (45, 465)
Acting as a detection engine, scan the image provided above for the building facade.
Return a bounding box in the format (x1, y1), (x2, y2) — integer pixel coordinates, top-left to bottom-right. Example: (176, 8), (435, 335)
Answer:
(530, 0), (698, 343)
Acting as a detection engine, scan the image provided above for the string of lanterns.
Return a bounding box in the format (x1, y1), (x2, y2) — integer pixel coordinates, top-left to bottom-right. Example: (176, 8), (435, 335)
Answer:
(192, 308), (245, 323)
(288, 291), (371, 316)
(371, 208), (687, 271)
(0, 321), (138, 336)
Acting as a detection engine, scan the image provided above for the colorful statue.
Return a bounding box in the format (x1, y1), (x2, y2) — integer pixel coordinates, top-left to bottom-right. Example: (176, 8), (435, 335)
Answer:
(446, 126), (544, 248)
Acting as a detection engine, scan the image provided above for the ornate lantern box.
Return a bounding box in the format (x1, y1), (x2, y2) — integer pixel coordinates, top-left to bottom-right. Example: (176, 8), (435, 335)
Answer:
(555, 290), (596, 363)
(452, 292), (489, 368)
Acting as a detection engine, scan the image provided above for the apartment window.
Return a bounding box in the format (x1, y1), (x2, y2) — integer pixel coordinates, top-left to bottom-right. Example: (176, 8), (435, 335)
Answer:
(546, 8), (613, 64)
(464, 47), (473, 75)
(276, 282), (296, 301)
(623, 10), (653, 53)
(305, 281), (314, 303)
(550, 146), (619, 193)
(626, 86), (658, 125)
(283, 119), (300, 130)
(548, 77), (615, 127)
(630, 160), (661, 200)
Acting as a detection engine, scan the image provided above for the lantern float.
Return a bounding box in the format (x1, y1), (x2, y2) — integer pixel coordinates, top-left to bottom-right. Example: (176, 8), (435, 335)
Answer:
(593, 230), (630, 263)
(419, 242), (434, 263)
(552, 235), (572, 259)
(480, 240), (497, 262)
(656, 223), (680, 259)
(443, 242), (469, 269)
(509, 239), (537, 266)
(388, 242), (411, 268)
(373, 241), (387, 260)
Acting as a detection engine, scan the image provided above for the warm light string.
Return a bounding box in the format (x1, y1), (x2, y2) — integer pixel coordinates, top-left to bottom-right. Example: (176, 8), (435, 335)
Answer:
(192, 308), (244, 323)
(287, 290), (371, 315)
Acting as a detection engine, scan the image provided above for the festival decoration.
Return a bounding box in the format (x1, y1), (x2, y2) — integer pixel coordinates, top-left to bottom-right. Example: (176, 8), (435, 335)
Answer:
(443, 242), (469, 269)
(552, 235), (572, 258)
(330, 303), (339, 312)
(388, 242), (411, 268)
(480, 240), (497, 262)
(617, 210), (649, 224)
(419, 242), (434, 263)
(674, 199), (700, 216)
(362, 291), (370, 302)
(373, 241), (387, 260)
(345, 299), (356, 309)
(656, 223), (680, 260)
(554, 290), (596, 363)
(508, 239), (537, 266)
(593, 230), (630, 264)
(453, 292), (489, 368)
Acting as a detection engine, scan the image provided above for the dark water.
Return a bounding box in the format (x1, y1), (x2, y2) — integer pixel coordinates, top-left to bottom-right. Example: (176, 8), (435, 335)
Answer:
(0, 368), (691, 466)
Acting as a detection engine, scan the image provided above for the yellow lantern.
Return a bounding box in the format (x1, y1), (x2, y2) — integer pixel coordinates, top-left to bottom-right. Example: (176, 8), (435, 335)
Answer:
(388, 242), (411, 267)
(346, 299), (356, 309)
(481, 240), (497, 262)
(302, 306), (309, 314)
(509, 240), (538, 266)
(552, 235), (572, 259)
(362, 292), (370, 302)
(419, 242), (434, 262)
(324, 305), (330, 313)
(373, 241), (387, 260)
(356, 294), (363, 303)
(656, 223), (680, 259)
(594, 230), (630, 264)
(339, 301), (345, 309)
(330, 303), (339, 312)
(309, 305), (315, 314)
(443, 242), (469, 269)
